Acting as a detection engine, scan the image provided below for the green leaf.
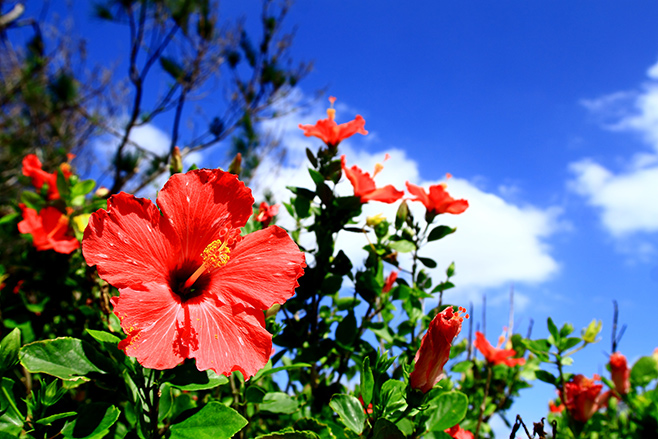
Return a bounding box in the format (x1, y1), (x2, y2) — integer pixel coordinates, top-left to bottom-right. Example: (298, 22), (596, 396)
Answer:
(294, 196), (311, 219)
(388, 239), (415, 253)
(35, 412), (77, 425)
(20, 191), (44, 211)
(61, 403), (120, 439)
(329, 394), (366, 435)
(309, 169), (324, 185)
(427, 225), (456, 242)
(630, 356), (658, 388)
(559, 322), (574, 338)
(293, 418), (336, 439)
(335, 312), (357, 348)
(360, 357), (374, 407)
(163, 360), (228, 391)
(534, 370), (557, 385)
(256, 430), (320, 439)
(169, 402), (247, 439)
(246, 386), (266, 403)
(560, 337), (581, 351)
(0, 212), (19, 225)
(418, 257), (437, 268)
(56, 169), (70, 200)
(19, 338), (111, 380)
(547, 318), (560, 344)
(425, 391), (468, 432)
(259, 392), (299, 414)
(0, 328), (21, 374)
(0, 377), (24, 438)
(373, 419), (405, 439)
(251, 362), (311, 383)
(72, 179), (96, 197)
(159, 56), (185, 82)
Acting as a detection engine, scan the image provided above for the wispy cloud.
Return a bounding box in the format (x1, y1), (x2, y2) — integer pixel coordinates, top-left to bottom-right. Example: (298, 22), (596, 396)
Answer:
(571, 59), (658, 242)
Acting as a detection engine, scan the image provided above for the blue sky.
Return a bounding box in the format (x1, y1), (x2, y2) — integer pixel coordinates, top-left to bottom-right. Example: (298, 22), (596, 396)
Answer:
(18, 0), (658, 433)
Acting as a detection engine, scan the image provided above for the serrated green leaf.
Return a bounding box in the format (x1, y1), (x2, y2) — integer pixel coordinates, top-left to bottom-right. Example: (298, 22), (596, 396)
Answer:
(169, 402), (247, 439)
(425, 391), (468, 432)
(329, 395), (366, 435)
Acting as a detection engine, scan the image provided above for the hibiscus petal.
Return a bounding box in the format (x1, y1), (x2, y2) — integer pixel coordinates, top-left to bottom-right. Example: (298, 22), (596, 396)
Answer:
(360, 185), (404, 204)
(207, 226), (305, 310)
(157, 169), (254, 262)
(112, 283), (186, 370)
(405, 182), (431, 208)
(83, 193), (179, 289)
(186, 299), (272, 379)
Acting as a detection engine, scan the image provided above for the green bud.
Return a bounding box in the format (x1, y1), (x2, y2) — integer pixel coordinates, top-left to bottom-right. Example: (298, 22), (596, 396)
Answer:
(581, 319), (602, 343)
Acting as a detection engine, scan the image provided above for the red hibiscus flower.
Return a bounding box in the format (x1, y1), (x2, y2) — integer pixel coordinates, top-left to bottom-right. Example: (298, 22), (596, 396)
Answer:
(409, 306), (468, 393)
(298, 97), (368, 148)
(18, 206), (80, 254)
(474, 331), (525, 367)
(405, 181), (468, 216)
(255, 201), (279, 227)
(82, 169), (306, 378)
(341, 155), (404, 204)
(382, 271), (398, 293)
(609, 352), (630, 395)
(445, 424), (474, 439)
(22, 154), (73, 200)
(564, 374), (603, 422)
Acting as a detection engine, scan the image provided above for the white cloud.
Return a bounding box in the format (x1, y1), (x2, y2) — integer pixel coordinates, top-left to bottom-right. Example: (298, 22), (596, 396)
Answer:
(571, 59), (658, 237)
(251, 96), (562, 306)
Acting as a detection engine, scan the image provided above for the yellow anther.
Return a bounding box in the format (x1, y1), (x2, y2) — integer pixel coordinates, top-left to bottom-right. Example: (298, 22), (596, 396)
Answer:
(202, 239), (231, 269)
(327, 96), (337, 120)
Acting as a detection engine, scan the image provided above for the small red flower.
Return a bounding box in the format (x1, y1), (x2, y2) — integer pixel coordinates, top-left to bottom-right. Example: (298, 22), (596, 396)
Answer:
(409, 306), (468, 393)
(405, 181), (468, 216)
(255, 202), (279, 227)
(18, 206), (80, 254)
(382, 271), (398, 293)
(549, 400), (565, 413)
(445, 424), (474, 439)
(609, 352), (630, 395)
(22, 154), (73, 200)
(474, 331), (525, 367)
(82, 169), (306, 378)
(341, 155), (404, 204)
(298, 97), (368, 148)
(564, 374), (603, 422)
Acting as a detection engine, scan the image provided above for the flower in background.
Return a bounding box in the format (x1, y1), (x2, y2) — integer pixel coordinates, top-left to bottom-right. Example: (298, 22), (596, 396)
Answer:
(298, 97), (368, 148)
(22, 154), (73, 200)
(341, 155), (404, 203)
(474, 331), (525, 367)
(405, 180), (468, 217)
(409, 306), (468, 393)
(18, 206), (80, 254)
(564, 374), (603, 422)
(255, 201), (279, 227)
(549, 400), (565, 413)
(609, 352), (630, 395)
(83, 169), (306, 378)
(445, 424), (474, 439)
(382, 271), (398, 293)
